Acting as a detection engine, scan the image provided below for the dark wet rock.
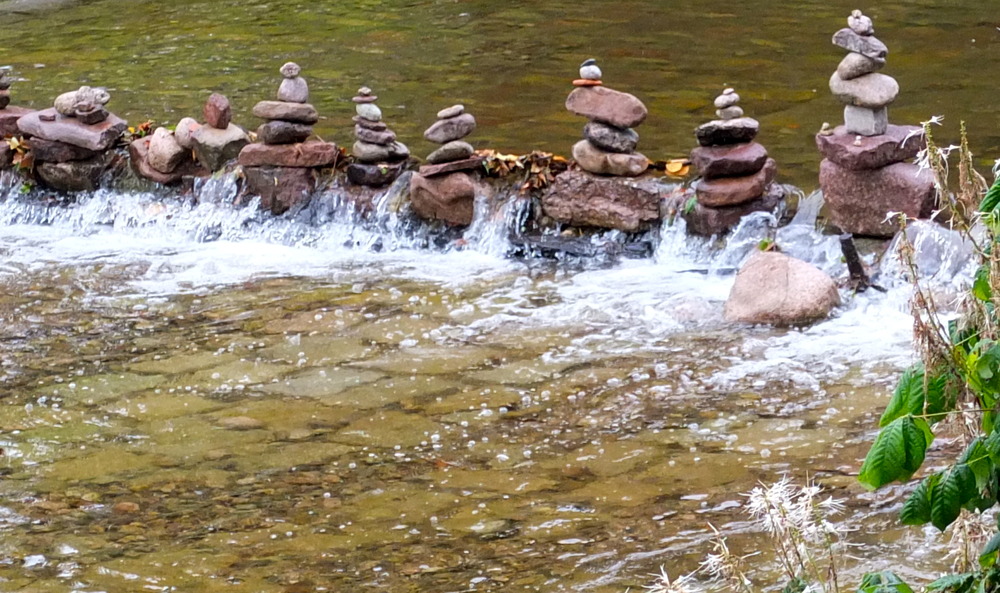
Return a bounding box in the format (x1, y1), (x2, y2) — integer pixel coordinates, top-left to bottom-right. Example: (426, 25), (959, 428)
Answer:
(354, 125), (396, 146)
(74, 105), (108, 125)
(724, 251), (841, 326)
(690, 141), (768, 179)
(565, 86), (647, 128)
(815, 125), (923, 170)
(203, 93), (232, 129)
(238, 141), (338, 168)
(572, 140), (647, 177)
(0, 89), (8, 110)
(0, 143), (11, 167)
(191, 123), (249, 170)
(829, 72), (898, 108)
(243, 166), (317, 215)
(146, 127), (188, 173)
(129, 136), (208, 184)
(0, 106), (32, 137)
(257, 121), (312, 145)
(583, 121), (639, 153)
(695, 158), (776, 207)
(353, 115), (387, 131)
(36, 153), (110, 192)
(347, 162), (405, 187)
(424, 113), (476, 144)
(832, 28), (888, 61)
(695, 117), (759, 146)
(418, 156), (484, 177)
(678, 183), (785, 237)
(18, 108), (126, 151)
(409, 171), (478, 226)
(29, 137), (100, 162)
(252, 101), (319, 124)
(820, 159), (936, 237)
(426, 140), (474, 164)
(837, 52), (883, 80)
(540, 169), (661, 232)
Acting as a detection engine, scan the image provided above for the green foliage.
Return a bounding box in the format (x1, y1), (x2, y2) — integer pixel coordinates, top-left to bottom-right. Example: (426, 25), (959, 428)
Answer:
(683, 196), (697, 215)
(857, 571), (914, 593)
(858, 415), (932, 490)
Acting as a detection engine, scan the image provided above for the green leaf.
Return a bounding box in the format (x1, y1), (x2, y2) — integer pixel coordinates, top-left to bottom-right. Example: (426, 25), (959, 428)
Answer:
(927, 573), (977, 593)
(980, 177), (1000, 214)
(900, 474), (936, 525)
(931, 464), (977, 531)
(858, 416), (932, 490)
(880, 365), (929, 427)
(959, 438), (994, 490)
(974, 266), (993, 302)
(782, 577), (807, 593)
(981, 532), (1000, 568)
(857, 571), (915, 593)
(683, 196), (697, 215)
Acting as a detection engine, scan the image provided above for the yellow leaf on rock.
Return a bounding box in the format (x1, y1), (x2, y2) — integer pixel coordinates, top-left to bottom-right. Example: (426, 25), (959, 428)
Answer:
(666, 160), (690, 176)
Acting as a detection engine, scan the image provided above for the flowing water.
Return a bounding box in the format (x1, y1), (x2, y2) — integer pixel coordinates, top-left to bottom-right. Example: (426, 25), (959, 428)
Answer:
(0, 1), (995, 592)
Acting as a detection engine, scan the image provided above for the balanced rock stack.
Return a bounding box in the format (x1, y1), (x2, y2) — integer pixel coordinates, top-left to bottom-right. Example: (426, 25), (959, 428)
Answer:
(686, 88), (782, 236)
(817, 10), (934, 237)
(129, 124), (207, 185)
(179, 93), (250, 172)
(238, 63), (338, 214)
(347, 86), (410, 187)
(565, 59), (648, 177)
(408, 105), (484, 226)
(17, 86), (126, 191)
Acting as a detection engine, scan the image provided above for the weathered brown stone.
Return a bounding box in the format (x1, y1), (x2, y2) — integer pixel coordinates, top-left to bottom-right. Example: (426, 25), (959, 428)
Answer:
(815, 125), (924, 170)
(36, 153), (110, 192)
(243, 166), (317, 215)
(565, 86), (648, 128)
(352, 115), (387, 131)
(237, 141), (338, 168)
(424, 113), (477, 144)
(677, 184), (784, 237)
(690, 141), (769, 179)
(252, 101), (319, 124)
(17, 108), (126, 151)
(572, 140), (648, 177)
(418, 156), (484, 178)
(409, 171), (477, 226)
(0, 106), (33, 137)
(695, 158), (776, 207)
(820, 159), (936, 237)
(146, 127), (188, 173)
(540, 169), (661, 232)
(204, 93), (232, 129)
(29, 137), (100, 162)
(724, 251), (841, 326)
(129, 137), (209, 184)
(257, 121), (312, 145)
(354, 125), (396, 146)
(347, 162), (404, 187)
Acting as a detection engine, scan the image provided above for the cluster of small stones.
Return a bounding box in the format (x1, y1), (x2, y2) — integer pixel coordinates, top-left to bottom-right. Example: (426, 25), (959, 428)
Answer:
(817, 9), (935, 237)
(565, 59), (648, 177)
(16, 85), (125, 191)
(347, 86), (410, 187)
(408, 104), (484, 226)
(238, 63), (338, 214)
(686, 88), (782, 236)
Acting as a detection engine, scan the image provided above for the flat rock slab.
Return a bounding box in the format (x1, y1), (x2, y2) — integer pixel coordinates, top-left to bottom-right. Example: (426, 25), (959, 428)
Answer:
(258, 121), (312, 145)
(238, 141), (338, 168)
(540, 169), (662, 232)
(36, 153), (110, 192)
(252, 101), (319, 124)
(696, 158), (776, 207)
(724, 251), (841, 326)
(695, 117), (759, 147)
(409, 171), (478, 226)
(347, 162), (405, 187)
(690, 141), (768, 179)
(829, 72), (898, 108)
(29, 137), (101, 162)
(418, 156), (484, 178)
(832, 28), (888, 61)
(18, 108), (126, 151)
(816, 125), (923, 170)
(243, 165), (317, 215)
(129, 137), (209, 185)
(565, 86), (648, 129)
(0, 106), (34, 137)
(679, 183), (785, 237)
(820, 158), (936, 237)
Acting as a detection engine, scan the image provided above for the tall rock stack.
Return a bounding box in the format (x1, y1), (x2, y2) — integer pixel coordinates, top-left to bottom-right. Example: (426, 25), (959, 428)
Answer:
(17, 86), (126, 191)
(347, 86), (410, 187)
(566, 59), (648, 177)
(408, 105), (485, 226)
(685, 88), (783, 236)
(817, 10), (934, 237)
(239, 62), (338, 214)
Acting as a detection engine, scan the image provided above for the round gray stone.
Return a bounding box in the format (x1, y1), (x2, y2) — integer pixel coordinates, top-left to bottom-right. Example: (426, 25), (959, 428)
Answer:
(437, 104), (464, 119)
(426, 140), (474, 164)
(356, 102), (382, 122)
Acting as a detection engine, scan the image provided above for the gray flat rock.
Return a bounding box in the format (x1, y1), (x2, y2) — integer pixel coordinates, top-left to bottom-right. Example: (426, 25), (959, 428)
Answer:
(17, 108), (126, 151)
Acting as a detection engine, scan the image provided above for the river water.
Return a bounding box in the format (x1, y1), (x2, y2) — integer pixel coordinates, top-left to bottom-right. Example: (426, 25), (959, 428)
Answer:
(0, 1), (993, 592)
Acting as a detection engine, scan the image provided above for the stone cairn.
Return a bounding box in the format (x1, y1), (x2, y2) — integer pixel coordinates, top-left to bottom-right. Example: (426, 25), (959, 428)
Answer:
(408, 104), (484, 226)
(347, 86), (410, 187)
(0, 70), (30, 167)
(817, 9), (934, 237)
(238, 62), (338, 214)
(539, 59), (661, 233)
(16, 86), (126, 191)
(566, 59), (648, 177)
(686, 88), (782, 236)
(179, 93), (250, 172)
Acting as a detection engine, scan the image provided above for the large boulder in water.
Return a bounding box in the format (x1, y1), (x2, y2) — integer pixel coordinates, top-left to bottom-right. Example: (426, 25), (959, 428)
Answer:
(540, 169), (661, 232)
(724, 251), (841, 326)
(819, 159), (935, 237)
